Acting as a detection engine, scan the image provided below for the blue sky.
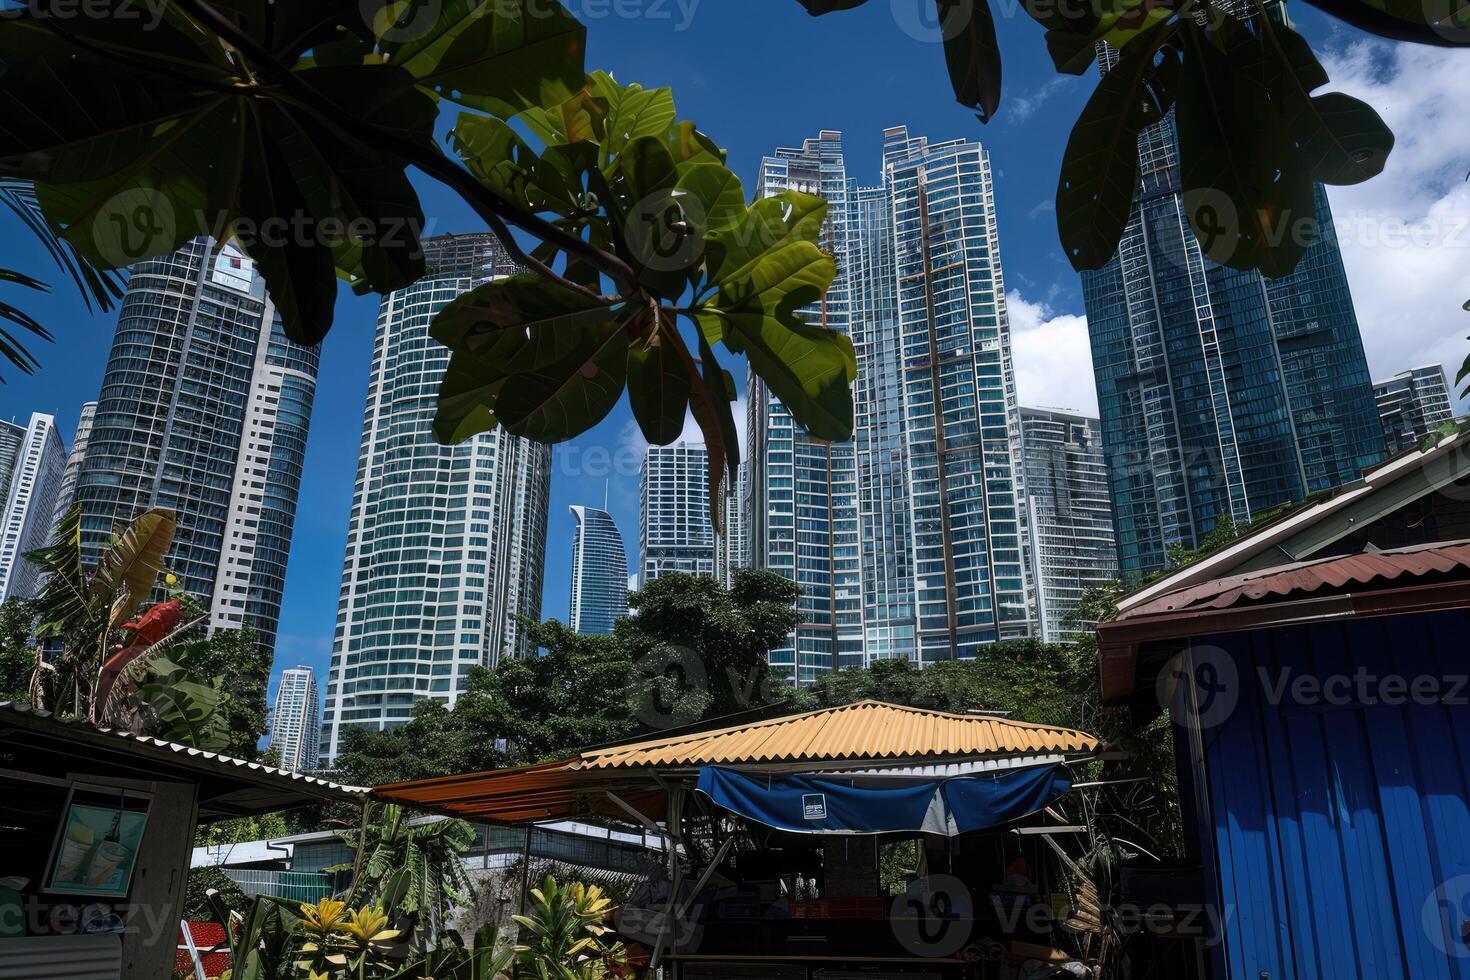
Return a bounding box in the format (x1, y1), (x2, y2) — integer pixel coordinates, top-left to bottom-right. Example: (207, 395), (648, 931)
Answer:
(0, 3), (1466, 701)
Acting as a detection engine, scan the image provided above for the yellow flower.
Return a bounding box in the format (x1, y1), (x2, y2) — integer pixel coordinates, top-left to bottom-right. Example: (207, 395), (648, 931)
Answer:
(298, 898), (349, 935)
(164, 573), (179, 587)
(339, 906), (400, 946)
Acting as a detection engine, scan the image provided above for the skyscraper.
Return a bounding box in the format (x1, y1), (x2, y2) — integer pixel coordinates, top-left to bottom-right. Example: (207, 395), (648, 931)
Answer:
(51, 401), (95, 525)
(1375, 364), (1456, 454)
(71, 239), (318, 652)
(747, 132), (864, 684)
(1018, 408), (1117, 642)
(320, 234), (550, 763)
(715, 460), (749, 588)
(639, 443), (716, 583)
(882, 126), (1032, 660)
(1081, 41), (1384, 578)
(744, 128), (1031, 678)
(268, 666), (319, 773)
(0, 413), (65, 600)
(569, 504), (628, 635)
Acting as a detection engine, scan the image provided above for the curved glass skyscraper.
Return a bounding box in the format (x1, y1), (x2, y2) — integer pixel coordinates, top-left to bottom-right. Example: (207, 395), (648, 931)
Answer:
(72, 238), (318, 655)
(320, 234), (550, 764)
(568, 505), (628, 635)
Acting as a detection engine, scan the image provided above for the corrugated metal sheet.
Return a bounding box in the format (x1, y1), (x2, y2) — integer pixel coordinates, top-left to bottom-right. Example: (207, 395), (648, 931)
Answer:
(0, 934), (121, 979)
(0, 701), (366, 797)
(1119, 540), (1470, 621)
(575, 700), (1098, 767)
(1184, 610), (1470, 979)
(375, 702), (1100, 823)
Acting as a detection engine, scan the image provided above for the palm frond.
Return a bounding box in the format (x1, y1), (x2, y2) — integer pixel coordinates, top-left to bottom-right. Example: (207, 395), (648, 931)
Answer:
(0, 179), (124, 313)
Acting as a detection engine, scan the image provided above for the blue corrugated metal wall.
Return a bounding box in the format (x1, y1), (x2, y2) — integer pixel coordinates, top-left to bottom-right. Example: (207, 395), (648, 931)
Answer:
(1187, 608), (1470, 979)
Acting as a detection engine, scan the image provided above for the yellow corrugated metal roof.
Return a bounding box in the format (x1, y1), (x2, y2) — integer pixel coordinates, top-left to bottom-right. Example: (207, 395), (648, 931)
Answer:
(572, 700), (1098, 769)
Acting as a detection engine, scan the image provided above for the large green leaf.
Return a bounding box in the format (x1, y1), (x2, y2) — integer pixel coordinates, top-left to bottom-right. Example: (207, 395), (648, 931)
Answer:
(494, 314), (630, 442)
(1263, 21), (1393, 186)
(453, 113), (579, 213)
(379, 0), (587, 115)
(1297, 0), (1469, 45)
(704, 191), (828, 288)
(699, 241), (854, 441)
(940, 0), (1003, 122)
(88, 508), (177, 628)
(1176, 19), (1314, 279)
(432, 276), (625, 444)
(1057, 25), (1178, 270)
(0, 12), (436, 343)
(627, 321), (691, 446)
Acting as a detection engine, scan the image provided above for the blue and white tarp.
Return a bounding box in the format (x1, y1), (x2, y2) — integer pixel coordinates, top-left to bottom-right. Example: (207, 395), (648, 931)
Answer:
(694, 764), (1072, 836)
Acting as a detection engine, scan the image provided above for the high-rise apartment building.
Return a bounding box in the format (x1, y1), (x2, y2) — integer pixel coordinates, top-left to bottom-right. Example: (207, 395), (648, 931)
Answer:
(639, 443), (716, 583)
(1081, 34), (1383, 578)
(51, 401), (95, 525)
(882, 126), (1032, 660)
(744, 128), (1030, 679)
(320, 234), (550, 763)
(714, 460), (749, 588)
(569, 504), (628, 635)
(268, 666), (319, 773)
(71, 239), (318, 652)
(1018, 408), (1117, 642)
(1375, 364), (1456, 454)
(0, 413), (65, 599)
(747, 132), (864, 683)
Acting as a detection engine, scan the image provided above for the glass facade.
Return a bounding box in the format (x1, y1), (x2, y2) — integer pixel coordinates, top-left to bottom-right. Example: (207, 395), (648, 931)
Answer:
(747, 132), (865, 684)
(320, 234), (550, 764)
(884, 126), (1032, 662)
(1018, 408), (1117, 642)
(568, 504), (628, 635)
(51, 401), (95, 527)
(0, 413), (66, 600)
(268, 666), (320, 773)
(1082, 92), (1384, 578)
(1375, 364), (1456, 454)
(639, 443), (716, 582)
(745, 128), (1029, 681)
(72, 238), (319, 655)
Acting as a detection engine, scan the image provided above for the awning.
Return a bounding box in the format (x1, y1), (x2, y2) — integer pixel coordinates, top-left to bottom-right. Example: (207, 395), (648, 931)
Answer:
(694, 764), (1072, 836)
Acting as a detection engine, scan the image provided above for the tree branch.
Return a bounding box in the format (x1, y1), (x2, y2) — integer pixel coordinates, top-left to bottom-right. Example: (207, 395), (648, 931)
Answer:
(170, 0), (642, 301)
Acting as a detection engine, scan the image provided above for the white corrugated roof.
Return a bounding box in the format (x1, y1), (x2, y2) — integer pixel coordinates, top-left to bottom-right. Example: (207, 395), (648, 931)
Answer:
(0, 700), (366, 807)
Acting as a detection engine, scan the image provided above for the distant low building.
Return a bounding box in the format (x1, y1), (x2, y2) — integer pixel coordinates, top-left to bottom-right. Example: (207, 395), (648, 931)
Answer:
(1374, 363), (1455, 454)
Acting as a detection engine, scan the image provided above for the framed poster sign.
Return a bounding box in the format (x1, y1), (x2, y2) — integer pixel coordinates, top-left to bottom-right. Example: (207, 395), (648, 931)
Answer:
(45, 788), (151, 897)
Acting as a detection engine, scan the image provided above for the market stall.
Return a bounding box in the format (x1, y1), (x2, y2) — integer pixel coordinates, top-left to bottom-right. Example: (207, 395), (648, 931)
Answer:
(0, 700), (366, 980)
(376, 700), (1110, 979)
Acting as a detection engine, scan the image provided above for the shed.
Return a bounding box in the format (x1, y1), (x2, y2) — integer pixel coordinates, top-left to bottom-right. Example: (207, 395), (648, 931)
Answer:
(1099, 540), (1470, 978)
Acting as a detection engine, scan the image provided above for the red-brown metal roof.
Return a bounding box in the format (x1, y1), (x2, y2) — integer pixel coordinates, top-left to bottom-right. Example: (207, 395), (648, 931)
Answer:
(1098, 541), (1470, 704)
(1118, 540), (1470, 621)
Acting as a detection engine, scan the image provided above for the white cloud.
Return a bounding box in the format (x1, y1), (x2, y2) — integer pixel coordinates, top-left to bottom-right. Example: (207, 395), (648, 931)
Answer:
(1006, 289), (1098, 417)
(1008, 77), (1073, 123)
(618, 395), (748, 460)
(1316, 39), (1470, 406)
